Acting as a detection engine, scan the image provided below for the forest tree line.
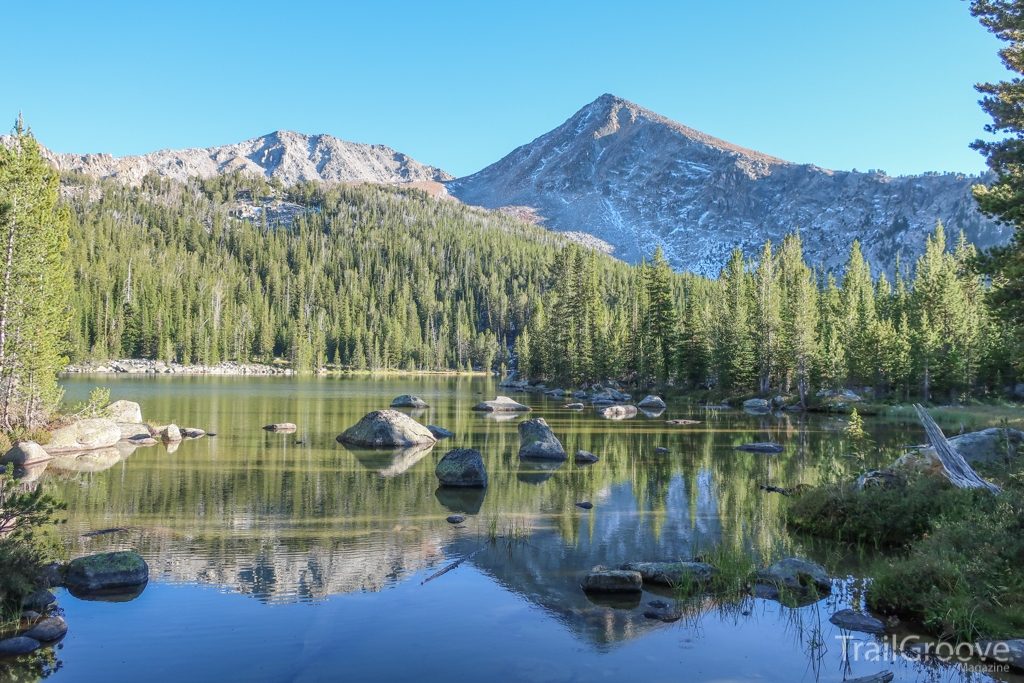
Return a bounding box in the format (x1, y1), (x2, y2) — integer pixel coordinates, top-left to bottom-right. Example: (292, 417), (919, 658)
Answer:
(61, 165), (1015, 403)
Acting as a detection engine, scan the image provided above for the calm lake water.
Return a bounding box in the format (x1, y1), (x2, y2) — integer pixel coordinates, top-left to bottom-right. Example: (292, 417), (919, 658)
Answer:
(3, 375), (1019, 683)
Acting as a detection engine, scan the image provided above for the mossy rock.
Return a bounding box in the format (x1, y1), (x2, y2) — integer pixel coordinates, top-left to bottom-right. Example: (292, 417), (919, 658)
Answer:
(65, 551), (149, 592)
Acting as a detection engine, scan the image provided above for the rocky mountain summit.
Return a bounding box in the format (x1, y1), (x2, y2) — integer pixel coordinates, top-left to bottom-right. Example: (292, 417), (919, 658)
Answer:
(38, 130), (453, 187)
(447, 94), (1004, 275)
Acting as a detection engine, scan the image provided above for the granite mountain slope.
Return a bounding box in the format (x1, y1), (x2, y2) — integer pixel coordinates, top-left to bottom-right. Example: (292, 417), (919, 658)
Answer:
(447, 94), (1003, 275)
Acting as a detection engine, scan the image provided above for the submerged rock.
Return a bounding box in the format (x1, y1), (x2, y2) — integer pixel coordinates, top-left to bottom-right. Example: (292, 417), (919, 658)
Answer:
(446, 515), (466, 524)
(563, 403), (585, 410)
(581, 567), (643, 593)
(44, 418), (121, 452)
(180, 428), (206, 439)
(664, 419), (701, 426)
(48, 447), (122, 473)
(1, 441), (51, 467)
(338, 410), (436, 448)
(517, 418), (566, 460)
(65, 551), (149, 592)
(756, 558), (831, 594)
(263, 423), (298, 432)
(471, 396), (532, 412)
(435, 448), (488, 488)
(637, 395), (667, 410)
(654, 447), (671, 454)
(845, 673), (894, 683)
(575, 501), (594, 510)
(0, 636), (40, 656)
(734, 442), (785, 454)
(102, 400), (143, 424)
(22, 616), (68, 642)
(643, 607), (682, 622)
(390, 395), (429, 409)
(575, 449), (599, 463)
(597, 404), (638, 420)
(427, 425), (453, 440)
(829, 609), (886, 634)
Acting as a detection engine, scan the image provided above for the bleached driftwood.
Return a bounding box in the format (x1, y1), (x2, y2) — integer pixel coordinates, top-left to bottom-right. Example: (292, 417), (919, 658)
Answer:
(914, 404), (1000, 493)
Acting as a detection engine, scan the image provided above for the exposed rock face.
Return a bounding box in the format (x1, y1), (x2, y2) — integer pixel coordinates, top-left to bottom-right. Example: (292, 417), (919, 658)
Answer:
(756, 558), (831, 594)
(620, 561), (716, 586)
(448, 94), (1003, 276)
(44, 419), (121, 452)
(103, 400), (143, 424)
(337, 410), (436, 448)
(65, 551), (149, 592)
(1, 441), (51, 466)
(435, 448), (488, 488)
(471, 395), (532, 412)
(39, 130), (453, 187)
(637, 395), (667, 410)
(390, 395), (429, 409)
(581, 567), (643, 593)
(517, 418), (567, 460)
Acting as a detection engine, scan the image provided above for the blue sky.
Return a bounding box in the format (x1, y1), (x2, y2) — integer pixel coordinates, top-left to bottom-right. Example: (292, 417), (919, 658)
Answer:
(0, 0), (1008, 178)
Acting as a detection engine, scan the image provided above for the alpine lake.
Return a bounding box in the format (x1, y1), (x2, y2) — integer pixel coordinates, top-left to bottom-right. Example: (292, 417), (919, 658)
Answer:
(3, 374), (1021, 683)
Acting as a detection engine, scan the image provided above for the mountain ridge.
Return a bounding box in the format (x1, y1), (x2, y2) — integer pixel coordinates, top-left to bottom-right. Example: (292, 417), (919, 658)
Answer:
(30, 129), (453, 187)
(447, 94), (1002, 275)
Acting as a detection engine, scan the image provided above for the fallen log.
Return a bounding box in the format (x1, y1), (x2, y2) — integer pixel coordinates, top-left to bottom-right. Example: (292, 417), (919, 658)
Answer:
(914, 404), (999, 493)
(421, 548), (483, 585)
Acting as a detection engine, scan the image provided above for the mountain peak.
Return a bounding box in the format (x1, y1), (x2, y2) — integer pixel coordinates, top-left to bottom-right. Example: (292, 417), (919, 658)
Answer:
(447, 96), (999, 275)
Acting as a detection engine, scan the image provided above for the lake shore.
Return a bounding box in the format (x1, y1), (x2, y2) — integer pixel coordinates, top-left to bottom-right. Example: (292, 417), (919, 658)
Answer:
(63, 359), (497, 377)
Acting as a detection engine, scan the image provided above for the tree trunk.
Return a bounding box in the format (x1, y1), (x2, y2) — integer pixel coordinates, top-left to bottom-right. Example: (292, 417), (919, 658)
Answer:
(914, 404), (999, 492)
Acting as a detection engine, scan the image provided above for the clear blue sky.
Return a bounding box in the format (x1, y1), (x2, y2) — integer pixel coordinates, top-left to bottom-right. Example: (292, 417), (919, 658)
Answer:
(0, 0), (1008, 178)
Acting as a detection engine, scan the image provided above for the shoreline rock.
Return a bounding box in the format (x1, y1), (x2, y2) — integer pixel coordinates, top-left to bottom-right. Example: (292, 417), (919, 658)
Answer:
(65, 551), (149, 593)
(64, 359), (296, 376)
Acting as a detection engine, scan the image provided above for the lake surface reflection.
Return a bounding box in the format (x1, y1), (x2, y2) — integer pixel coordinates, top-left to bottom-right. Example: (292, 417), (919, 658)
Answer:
(4, 375), (1017, 683)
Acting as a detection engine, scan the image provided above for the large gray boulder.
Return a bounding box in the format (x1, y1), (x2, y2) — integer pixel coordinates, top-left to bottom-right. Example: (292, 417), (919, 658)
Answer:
(162, 424), (182, 442)
(743, 398), (770, 411)
(756, 558), (831, 594)
(932, 428), (1023, 464)
(581, 567), (643, 593)
(427, 425), (453, 440)
(44, 418), (121, 452)
(471, 396), (531, 412)
(102, 400), (143, 424)
(338, 410), (436, 447)
(1, 441), (51, 467)
(435, 448), (488, 487)
(620, 561), (716, 586)
(518, 418), (566, 460)
(65, 551), (149, 592)
(637, 395), (667, 410)
(390, 395), (429, 409)
(597, 404), (638, 420)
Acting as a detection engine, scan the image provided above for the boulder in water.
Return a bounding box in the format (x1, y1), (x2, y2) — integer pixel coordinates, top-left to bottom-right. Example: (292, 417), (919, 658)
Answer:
(180, 428), (205, 439)
(637, 395), (667, 410)
(743, 398), (770, 411)
(102, 400), (143, 424)
(117, 422), (152, 440)
(338, 410), (436, 447)
(263, 423), (297, 432)
(755, 558), (831, 594)
(48, 447), (122, 473)
(597, 404), (638, 420)
(0, 636), (40, 656)
(22, 616), (68, 642)
(575, 450), (599, 463)
(1, 441), (51, 467)
(621, 561), (716, 586)
(65, 551), (149, 592)
(390, 395), (429, 409)
(829, 609), (886, 634)
(435, 448), (488, 487)
(162, 424), (182, 442)
(427, 425), (453, 440)
(581, 567), (643, 593)
(471, 396), (531, 412)
(518, 418), (566, 460)
(44, 418), (121, 452)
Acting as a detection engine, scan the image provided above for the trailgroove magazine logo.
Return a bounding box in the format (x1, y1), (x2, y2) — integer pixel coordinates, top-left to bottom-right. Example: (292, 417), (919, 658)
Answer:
(837, 635), (1014, 673)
